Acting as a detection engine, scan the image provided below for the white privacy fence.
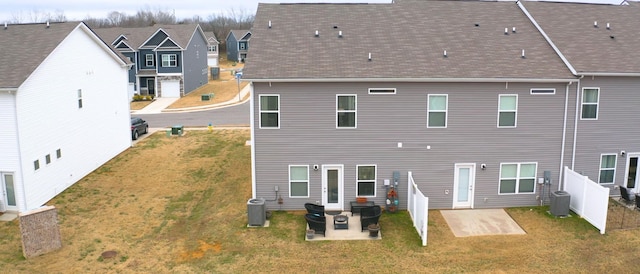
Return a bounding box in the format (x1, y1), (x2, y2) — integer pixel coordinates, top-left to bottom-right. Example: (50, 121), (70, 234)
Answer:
(563, 166), (609, 234)
(407, 171), (428, 246)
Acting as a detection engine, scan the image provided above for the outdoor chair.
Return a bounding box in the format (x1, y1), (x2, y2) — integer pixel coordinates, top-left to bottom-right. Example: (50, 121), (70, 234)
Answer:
(304, 203), (325, 216)
(360, 205), (382, 232)
(304, 213), (326, 236)
(619, 186), (635, 205)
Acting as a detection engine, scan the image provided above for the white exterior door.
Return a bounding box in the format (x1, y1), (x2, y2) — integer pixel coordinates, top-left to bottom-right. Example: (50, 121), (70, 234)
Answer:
(625, 154), (639, 193)
(1, 173), (18, 212)
(161, 80), (180, 98)
(322, 165), (343, 211)
(453, 163), (475, 209)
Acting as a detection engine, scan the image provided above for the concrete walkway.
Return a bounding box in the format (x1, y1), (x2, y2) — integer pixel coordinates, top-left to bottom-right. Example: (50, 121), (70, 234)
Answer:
(131, 83), (251, 114)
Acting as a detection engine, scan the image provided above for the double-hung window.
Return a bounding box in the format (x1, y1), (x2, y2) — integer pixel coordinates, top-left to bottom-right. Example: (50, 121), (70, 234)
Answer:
(145, 54), (154, 67)
(289, 165), (309, 197)
(499, 163), (537, 194)
(427, 94), (447, 128)
(599, 154), (616, 184)
(337, 95), (356, 128)
(161, 54), (177, 67)
(357, 165), (376, 196)
(581, 88), (599, 119)
(498, 95), (517, 127)
(259, 95), (279, 128)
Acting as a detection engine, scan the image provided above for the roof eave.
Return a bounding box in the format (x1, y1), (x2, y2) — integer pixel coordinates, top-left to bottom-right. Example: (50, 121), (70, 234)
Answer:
(579, 72), (640, 77)
(242, 77), (577, 83)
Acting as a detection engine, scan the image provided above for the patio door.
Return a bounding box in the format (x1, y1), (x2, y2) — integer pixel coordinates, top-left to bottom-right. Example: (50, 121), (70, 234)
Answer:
(1, 173), (18, 212)
(322, 165), (343, 211)
(625, 154), (639, 192)
(453, 163), (475, 209)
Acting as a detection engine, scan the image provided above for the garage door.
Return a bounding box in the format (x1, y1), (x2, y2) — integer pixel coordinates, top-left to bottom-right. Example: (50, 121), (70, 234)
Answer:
(161, 80), (180, 98)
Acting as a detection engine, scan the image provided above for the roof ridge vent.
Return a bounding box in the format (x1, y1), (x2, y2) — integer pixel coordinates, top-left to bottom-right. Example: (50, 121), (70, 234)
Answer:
(338, 30), (342, 38)
(268, 20), (272, 28)
(606, 22), (610, 30)
(368, 52), (372, 61)
(594, 21), (598, 28)
(504, 28), (509, 35)
(46, 21), (50, 28)
(315, 30), (319, 37)
(4, 22), (7, 30)
(512, 27), (516, 33)
(521, 49), (526, 59)
(443, 50), (447, 58)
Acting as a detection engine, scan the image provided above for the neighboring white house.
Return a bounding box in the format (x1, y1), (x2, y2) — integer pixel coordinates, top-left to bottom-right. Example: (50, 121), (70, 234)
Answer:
(0, 22), (131, 212)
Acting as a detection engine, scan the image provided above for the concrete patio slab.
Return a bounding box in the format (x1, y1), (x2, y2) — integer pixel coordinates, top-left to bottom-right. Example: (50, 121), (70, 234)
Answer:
(306, 212), (381, 241)
(440, 209), (526, 237)
(0, 212), (18, 222)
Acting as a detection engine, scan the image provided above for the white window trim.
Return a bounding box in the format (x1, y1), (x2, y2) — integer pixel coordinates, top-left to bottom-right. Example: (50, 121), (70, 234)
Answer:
(368, 88), (396, 94)
(145, 54), (154, 67)
(289, 165), (309, 198)
(356, 164), (377, 197)
(498, 162), (537, 195)
(427, 94), (448, 128)
(497, 94), (518, 128)
(259, 94), (280, 129)
(581, 87), (600, 120)
(161, 54), (177, 67)
(336, 94), (357, 129)
(530, 88), (556, 95)
(598, 153), (617, 185)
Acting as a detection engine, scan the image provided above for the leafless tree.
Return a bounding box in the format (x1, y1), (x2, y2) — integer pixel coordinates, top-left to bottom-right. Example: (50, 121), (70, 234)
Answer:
(9, 10), (66, 23)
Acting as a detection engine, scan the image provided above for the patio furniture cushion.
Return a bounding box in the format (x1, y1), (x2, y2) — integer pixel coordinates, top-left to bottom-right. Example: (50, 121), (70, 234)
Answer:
(304, 203), (325, 216)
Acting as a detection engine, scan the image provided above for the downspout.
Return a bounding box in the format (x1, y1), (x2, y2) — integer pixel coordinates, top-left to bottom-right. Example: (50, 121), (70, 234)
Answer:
(249, 82), (257, 199)
(558, 81), (572, 190)
(571, 76), (584, 171)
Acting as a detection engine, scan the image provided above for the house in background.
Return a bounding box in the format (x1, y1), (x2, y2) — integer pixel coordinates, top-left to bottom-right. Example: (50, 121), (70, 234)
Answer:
(95, 24), (209, 99)
(206, 32), (220, 68)
(521, 1), (640, 196)
(243, 1), (579, 212)
(0, 22), (131, 212)
(226, 29), (251, 62)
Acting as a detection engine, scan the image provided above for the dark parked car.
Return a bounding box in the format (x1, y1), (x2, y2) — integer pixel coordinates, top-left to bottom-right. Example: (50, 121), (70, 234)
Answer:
(131, 117), (148, 140)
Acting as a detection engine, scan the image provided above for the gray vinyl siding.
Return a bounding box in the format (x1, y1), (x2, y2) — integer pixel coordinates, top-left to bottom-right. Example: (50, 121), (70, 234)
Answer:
(571, 76), (640, 194)
(145, 31), (168, 46)
(226, 34), (239, 62)
(122, 52), (136, 83)
(138, 49), (156, 70)
(253, 81), (571, 210)
(182, 31), (208, 95)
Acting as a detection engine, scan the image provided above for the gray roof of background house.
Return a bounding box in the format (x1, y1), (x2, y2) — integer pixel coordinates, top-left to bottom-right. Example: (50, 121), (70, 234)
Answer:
(0, 22), (80, 89)
(228, 30), (251, 41)
(95, 24), (201, 50)
(523, 1), (640, 74)
(243, 1), (574, 81)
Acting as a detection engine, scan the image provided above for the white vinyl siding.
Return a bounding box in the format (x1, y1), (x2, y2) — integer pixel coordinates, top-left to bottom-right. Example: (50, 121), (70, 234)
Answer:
(289, 165), (309, 197)
(599, 154), (616, 184)
(259, 95), (279, 128)
(427, 94), (447, 128)
(581, 88), (599, 120)
(337, 95), (356, 128)
(498, 94), (517, 127)
(499, 163), (537, 194)
(356, 165), (376, 197)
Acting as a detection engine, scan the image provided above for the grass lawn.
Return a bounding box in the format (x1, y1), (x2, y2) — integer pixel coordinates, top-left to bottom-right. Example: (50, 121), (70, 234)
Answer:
(1, 130), (639, 272)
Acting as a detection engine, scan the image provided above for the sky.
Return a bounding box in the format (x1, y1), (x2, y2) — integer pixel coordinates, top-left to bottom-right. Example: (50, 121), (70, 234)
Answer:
(0, 0), (392, 23)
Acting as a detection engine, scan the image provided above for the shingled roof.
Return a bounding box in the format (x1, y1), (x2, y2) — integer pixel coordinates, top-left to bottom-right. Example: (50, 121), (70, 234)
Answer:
(242, 1), (574, 81)
(522, 1), (640, 75)
(0, 22), (80, 89)
(94, 24), (202, 50)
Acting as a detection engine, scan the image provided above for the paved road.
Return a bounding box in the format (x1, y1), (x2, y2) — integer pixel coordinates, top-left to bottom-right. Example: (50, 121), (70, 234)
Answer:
(135, 100), (250, 128)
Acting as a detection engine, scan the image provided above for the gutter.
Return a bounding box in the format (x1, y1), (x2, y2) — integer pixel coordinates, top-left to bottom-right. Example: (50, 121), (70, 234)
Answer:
(579, 72), (640, 77)
(242, 77), (577, 83)
(517, 1), (578, 76)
